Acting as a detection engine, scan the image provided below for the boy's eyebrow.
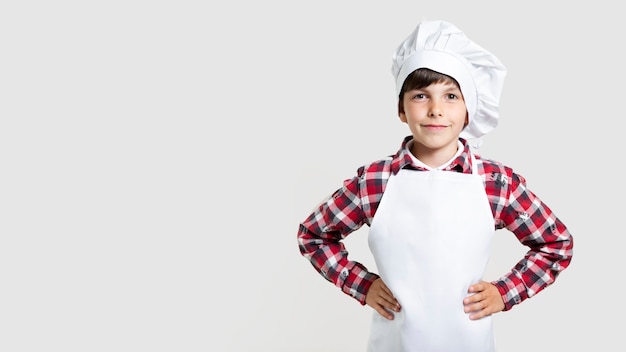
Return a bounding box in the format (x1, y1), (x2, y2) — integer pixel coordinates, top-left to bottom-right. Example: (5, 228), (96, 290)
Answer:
(407, 85), (462, 92)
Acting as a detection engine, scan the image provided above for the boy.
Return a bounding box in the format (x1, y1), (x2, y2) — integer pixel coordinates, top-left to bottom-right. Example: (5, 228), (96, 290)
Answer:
(297, 20), (573, 351)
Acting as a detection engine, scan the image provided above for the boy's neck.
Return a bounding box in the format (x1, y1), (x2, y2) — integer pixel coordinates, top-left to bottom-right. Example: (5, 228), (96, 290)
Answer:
(410, 141), (461, 169)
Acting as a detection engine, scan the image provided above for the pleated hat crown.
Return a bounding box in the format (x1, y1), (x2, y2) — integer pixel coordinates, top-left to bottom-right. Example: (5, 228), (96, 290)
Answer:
(391, 20), (507, 140)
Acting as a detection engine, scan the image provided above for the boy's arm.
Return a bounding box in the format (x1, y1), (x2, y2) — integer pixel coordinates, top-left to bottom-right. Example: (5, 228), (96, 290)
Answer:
(297, 176), (379, 305)
(492, 172), (574, 311)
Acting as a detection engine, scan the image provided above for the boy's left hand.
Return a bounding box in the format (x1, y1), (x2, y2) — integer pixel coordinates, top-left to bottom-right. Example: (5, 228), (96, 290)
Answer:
(463, 281), (505, 320)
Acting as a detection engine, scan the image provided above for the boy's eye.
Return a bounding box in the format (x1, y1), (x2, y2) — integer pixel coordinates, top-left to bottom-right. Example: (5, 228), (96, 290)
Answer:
(413, 93), (426, 99)
(447, 94), (458, 99)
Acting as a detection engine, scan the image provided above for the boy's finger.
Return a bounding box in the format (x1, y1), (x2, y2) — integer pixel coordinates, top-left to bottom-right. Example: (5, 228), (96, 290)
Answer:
(377, 306), (394, 320)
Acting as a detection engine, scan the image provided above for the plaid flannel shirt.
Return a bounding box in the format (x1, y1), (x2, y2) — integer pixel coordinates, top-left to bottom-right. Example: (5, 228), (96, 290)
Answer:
(297, 136), (573, 310)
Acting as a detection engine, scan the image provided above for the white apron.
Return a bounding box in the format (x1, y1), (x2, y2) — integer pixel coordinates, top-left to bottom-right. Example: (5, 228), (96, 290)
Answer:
(367, 154), (496, 352)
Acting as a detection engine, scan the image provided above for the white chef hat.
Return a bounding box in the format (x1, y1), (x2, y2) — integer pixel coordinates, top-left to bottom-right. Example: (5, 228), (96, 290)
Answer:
(391, 20), (507, 140)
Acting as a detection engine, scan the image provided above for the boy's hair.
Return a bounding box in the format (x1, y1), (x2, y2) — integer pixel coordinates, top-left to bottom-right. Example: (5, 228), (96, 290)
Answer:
(398, 68), (461, 114)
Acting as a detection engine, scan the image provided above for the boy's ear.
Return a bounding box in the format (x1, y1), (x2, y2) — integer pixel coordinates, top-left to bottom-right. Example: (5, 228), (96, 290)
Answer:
(464, 112), (469, 126)
(398, 100), (407, 122)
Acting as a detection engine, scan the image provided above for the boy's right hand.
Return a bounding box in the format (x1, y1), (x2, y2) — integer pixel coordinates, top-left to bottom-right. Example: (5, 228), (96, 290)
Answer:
(365, 278), (401, 320)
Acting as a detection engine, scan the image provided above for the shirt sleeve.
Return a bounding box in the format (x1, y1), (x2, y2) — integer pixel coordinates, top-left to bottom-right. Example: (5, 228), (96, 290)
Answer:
(297, 172), (380, 305)
(491, 171), (574, 311)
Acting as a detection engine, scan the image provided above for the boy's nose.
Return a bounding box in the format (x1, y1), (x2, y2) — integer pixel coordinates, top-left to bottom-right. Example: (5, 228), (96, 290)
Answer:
(428, 107), (443, 117)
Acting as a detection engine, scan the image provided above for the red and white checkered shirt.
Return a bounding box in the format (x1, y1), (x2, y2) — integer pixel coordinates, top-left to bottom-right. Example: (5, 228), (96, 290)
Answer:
(297, 136), (573, 310)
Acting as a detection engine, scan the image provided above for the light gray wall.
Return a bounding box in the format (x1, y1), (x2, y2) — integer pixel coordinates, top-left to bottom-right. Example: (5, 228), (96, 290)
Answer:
(1, 1), (619, 351)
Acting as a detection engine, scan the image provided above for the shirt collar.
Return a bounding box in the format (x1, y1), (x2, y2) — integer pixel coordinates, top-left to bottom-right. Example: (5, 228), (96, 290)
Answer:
(390, 135), (473, 175)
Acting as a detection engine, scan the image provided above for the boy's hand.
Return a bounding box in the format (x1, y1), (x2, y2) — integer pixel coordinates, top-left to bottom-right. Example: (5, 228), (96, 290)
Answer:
(365, 278), (401, 320)
(463, 280), (505, 320)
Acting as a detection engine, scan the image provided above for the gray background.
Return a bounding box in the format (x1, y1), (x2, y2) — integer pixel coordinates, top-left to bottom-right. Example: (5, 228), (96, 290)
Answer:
(1, 1), (621, 351)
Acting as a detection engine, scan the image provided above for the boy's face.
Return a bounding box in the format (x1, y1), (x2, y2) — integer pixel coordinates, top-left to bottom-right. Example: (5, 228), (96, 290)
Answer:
(399, 81), (468, 159)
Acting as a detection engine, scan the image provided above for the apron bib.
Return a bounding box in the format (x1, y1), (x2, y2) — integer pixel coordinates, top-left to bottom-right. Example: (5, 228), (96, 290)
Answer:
(367, 154), (496, 352)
